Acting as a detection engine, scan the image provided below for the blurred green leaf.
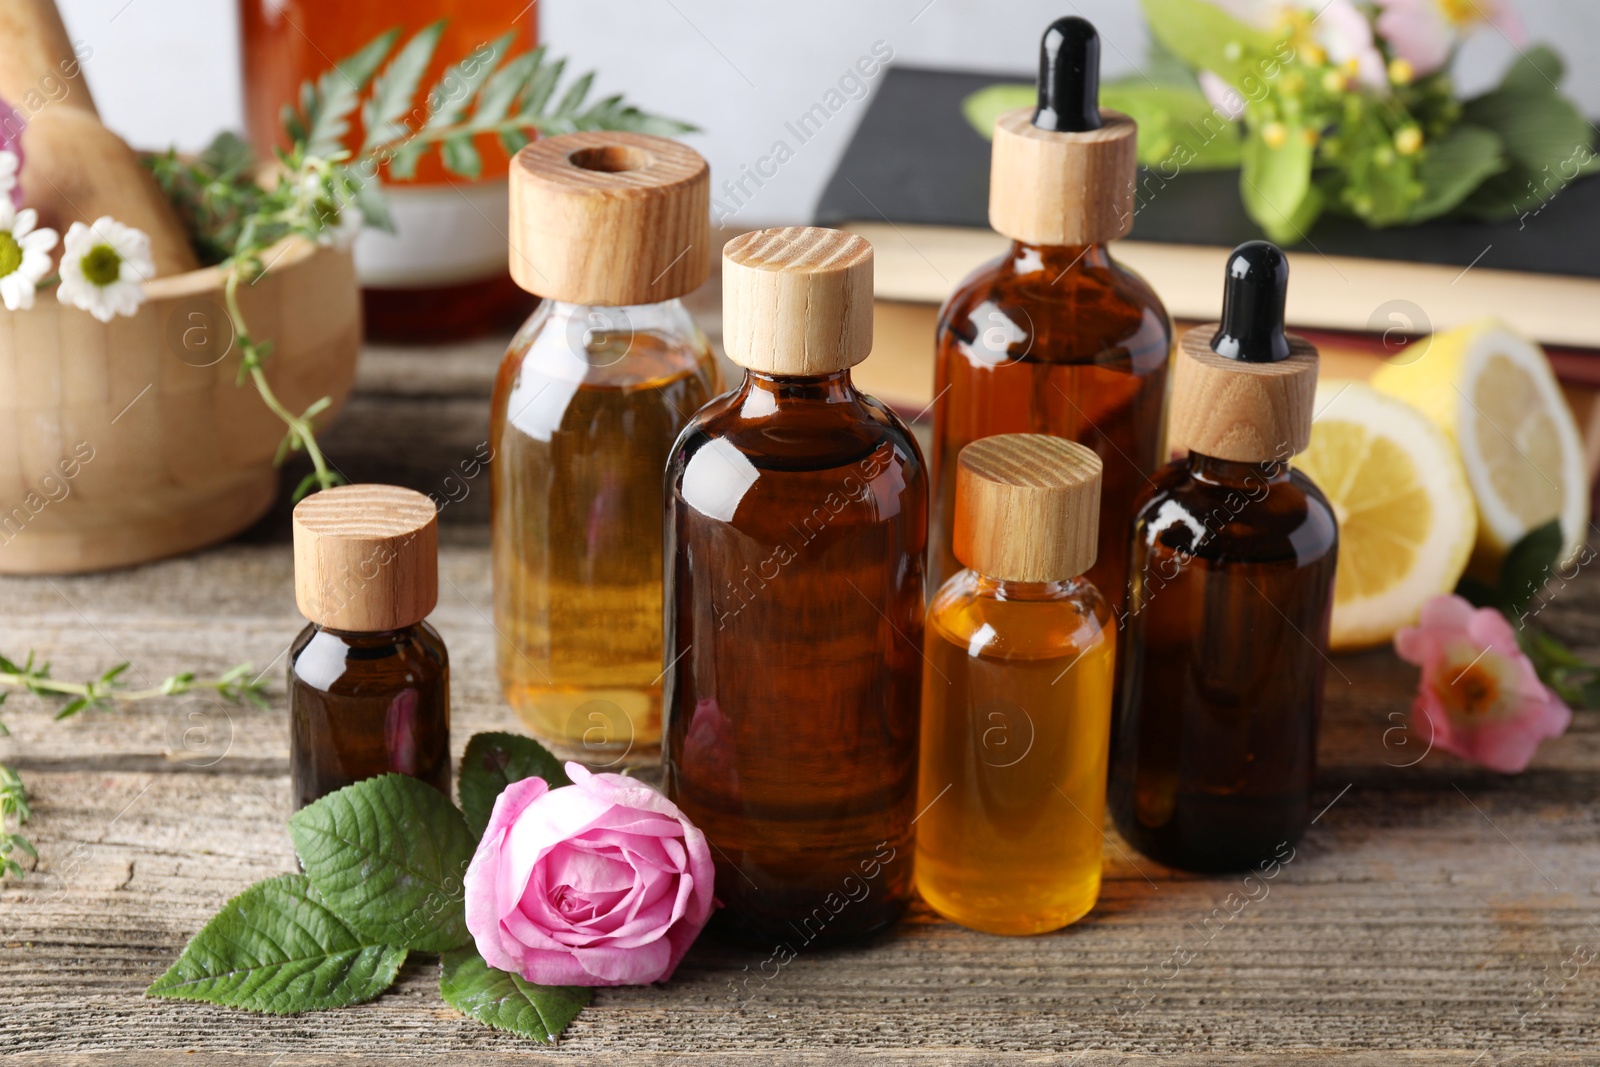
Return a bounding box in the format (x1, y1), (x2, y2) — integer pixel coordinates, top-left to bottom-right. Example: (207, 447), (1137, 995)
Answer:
(1140, 0), (1277, 85)
(1240, 123), (1317, 242)
(1408, 124), (1506, 222)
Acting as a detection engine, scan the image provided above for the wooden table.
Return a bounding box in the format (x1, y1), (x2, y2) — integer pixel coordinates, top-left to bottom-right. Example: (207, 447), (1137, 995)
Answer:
(4, 292), (1599, 1065)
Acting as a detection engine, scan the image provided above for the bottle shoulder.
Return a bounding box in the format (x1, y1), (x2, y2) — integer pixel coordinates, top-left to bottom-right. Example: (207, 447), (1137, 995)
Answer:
(927, 571), (1110, 662)
(290, 621), (448, 694)
(936, 247), (1172, 368)
(495, 298), (716, 394)
(1133, 462), (1339, 565)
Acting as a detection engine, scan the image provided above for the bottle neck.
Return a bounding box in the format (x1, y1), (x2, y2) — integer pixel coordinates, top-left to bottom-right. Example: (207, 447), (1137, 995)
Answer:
(1186, 452), (1292, 489)
(1009, 239), (1114, 278)
(972, 573), (1078, 601)
(313, 622), (422, 645)
(737, 367), (857, 407)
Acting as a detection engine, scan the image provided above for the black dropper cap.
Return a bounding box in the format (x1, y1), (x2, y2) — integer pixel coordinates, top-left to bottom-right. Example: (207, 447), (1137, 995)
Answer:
(1033, 16), (1102, 133)
(1211, 241), (1291, 363)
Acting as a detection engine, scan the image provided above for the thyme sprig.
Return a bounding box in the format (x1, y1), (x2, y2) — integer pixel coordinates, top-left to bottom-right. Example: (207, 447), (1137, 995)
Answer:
(147, 25), (692, 501)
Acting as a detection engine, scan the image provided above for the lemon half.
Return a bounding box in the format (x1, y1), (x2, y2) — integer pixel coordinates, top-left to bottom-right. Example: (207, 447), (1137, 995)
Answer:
(1294, 381), (1477, 650)
(1370, 320), (1589, 577)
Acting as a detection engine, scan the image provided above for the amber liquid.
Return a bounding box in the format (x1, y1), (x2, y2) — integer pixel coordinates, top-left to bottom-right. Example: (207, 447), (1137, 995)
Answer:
(663, 369), (927, 946)
(916, 571), (1115, 935)
(491, 300), (719, 764)
(289, 622), (451, 809)
(931, 242), (1172, 610)
(239, 0), (537, 339)
(1110, 454), (1338, 872)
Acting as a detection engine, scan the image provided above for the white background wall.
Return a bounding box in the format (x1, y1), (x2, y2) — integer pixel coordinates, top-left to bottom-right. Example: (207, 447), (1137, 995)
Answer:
(53, 0), (1600, 226)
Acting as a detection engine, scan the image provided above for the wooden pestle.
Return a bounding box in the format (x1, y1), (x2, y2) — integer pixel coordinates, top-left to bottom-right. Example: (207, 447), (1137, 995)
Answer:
(1, 0), (199, 277)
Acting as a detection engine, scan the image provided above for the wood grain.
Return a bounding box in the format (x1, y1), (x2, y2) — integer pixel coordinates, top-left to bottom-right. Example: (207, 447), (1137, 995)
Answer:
(953, 433), (1102, 582)
(1170, 323), (1319, 464)
(508, 131), (710, 305)
(2, 287), (1599, 1061)
(721, 227), (873, 374)
(292, 484), (438, 631)
(989, 106), (1137, 247)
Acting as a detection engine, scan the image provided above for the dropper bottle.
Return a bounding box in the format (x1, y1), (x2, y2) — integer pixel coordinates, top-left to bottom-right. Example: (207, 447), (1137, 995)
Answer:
(929, 15), (1173, 613)
(1109, 242), (1339, 872)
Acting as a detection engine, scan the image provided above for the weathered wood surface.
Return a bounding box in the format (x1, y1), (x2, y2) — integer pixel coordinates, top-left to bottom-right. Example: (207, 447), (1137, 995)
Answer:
(3, 300), (1600, 1063)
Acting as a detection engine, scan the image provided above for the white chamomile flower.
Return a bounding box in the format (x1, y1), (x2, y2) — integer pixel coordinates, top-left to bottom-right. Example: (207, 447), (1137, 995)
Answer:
(0, 200), (60, 312)
(0, 150), (18, 200)
(298, 172), (363, 249)
(57, 216), (154, 323)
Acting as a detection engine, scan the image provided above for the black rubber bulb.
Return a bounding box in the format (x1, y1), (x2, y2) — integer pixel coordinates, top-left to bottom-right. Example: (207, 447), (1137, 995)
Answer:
(1211, 241), (1291, 363)
(1033, 16), (1102, 133)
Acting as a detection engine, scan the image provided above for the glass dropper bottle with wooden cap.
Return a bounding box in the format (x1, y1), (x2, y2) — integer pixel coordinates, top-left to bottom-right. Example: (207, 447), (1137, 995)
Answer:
(930, 15), (1172, 613)
(917, 434), (1115, 935)
(289, 484), (450, 810)
(491, 132), (721, 766)
(663, 227), (927, 945)
(1110, 241), (1338, 872)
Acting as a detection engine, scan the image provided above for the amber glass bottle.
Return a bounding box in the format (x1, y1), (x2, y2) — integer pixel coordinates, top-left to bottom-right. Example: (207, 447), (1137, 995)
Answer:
(918, 435), (1115, 935)
(239, 0), (537, 340)
(492, 133), (718, 765)
(1110, 242), (1338, 872)
(930, 17), (1171, 609)
(289, 484), (450, 809)
(664, 228), (927, 947)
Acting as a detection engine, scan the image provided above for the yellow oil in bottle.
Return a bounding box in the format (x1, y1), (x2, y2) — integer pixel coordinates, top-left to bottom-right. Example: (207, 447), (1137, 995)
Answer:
(491, 300), (720, 762)
(916, 570), (1115, 935)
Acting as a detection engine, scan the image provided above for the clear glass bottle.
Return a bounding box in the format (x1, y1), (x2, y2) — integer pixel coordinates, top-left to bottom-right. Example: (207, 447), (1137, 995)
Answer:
(930, 17), (1172, 611)
(917, 435), (1115, 935)
(491, 133), (718, 765)
(663, 228), (927, 946)
(1110, 242), (1338, 872)
(289, 484), (450, 809)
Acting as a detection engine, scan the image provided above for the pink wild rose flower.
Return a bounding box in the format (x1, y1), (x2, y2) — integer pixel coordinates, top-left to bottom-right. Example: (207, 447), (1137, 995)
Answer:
(1394, 594), (1570, 773)
(1376, 0), (1525, 77)
(464, 762), (715, 986)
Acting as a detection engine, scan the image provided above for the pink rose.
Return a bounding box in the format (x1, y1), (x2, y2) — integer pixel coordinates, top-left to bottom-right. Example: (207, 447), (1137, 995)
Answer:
(464, 762), (715, 986)
(1395, 595), (1571, 773)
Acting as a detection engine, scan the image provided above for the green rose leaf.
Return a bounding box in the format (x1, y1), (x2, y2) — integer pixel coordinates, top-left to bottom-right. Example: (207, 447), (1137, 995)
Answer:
(1499, 518), (1564, 617)
(289, 774), (477, 952)
(1140, 0), (1277, 86)
(439, 946), (591, 1044)
(1102, 81), (1241, 170)
(1408, 124), (1507, 223)
(1240, 122), (1317, 243)
(147, 873), (406, 1014)
(458, 731), (570, 838)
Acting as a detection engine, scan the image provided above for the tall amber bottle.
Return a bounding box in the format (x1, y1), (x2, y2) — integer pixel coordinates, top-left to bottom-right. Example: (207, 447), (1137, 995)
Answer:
(663, 228), (927, 946)
(1110, 242), (1338, 872)
(491, 133), (720, 765)
(930, 17), (1171, 610)
(289, 485), (450, 810)
(917, 435), (1115, 935)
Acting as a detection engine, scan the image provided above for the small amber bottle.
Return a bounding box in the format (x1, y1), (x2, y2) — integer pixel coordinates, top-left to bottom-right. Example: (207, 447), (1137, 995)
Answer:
(491, 132), (721, 764)
(289, 484), (450, 810)
(930, 16), (1172, 611)
(917, 434), (1114, 935)
(663, 227), (928, 946)
(1110, 242), (1338, 872)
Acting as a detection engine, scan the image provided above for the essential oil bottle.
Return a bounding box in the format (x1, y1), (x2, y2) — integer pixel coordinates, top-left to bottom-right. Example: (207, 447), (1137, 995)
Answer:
(663, 227), (928, 946)
(1110, 241), (1338, 872)
(917, 434), (1114, 935)
(491, 132), (721, 764)
(930, 16), (1172, 610)
(289, 484), (450, 810)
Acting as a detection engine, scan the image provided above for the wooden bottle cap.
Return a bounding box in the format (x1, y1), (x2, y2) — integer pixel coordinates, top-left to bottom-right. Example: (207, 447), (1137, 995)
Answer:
(1169, 242), (1318, 463)
(722, 227), (874, 375)
(953, 434), (1103, 583)
(292, 484), (439, 632)
(508, 131), (710, 305)
(989, 107), (1137, 247)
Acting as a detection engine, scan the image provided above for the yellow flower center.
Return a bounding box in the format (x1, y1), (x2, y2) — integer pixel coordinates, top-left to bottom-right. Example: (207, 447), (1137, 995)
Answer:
(1439, 662), (1501, 718)
(82, 243), (122, 287)
(0, 231), (20, 278)
(1438, 0), (1490, 28)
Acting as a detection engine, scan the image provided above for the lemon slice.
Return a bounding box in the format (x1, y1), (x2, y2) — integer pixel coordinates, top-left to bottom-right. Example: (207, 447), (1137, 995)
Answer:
(1370, 319), (1588, 576)
(1294, 381), (1476, 649)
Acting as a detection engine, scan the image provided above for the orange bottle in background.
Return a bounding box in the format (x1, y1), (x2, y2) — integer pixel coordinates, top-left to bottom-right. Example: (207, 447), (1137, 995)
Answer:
(239, 0), (537, 341)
